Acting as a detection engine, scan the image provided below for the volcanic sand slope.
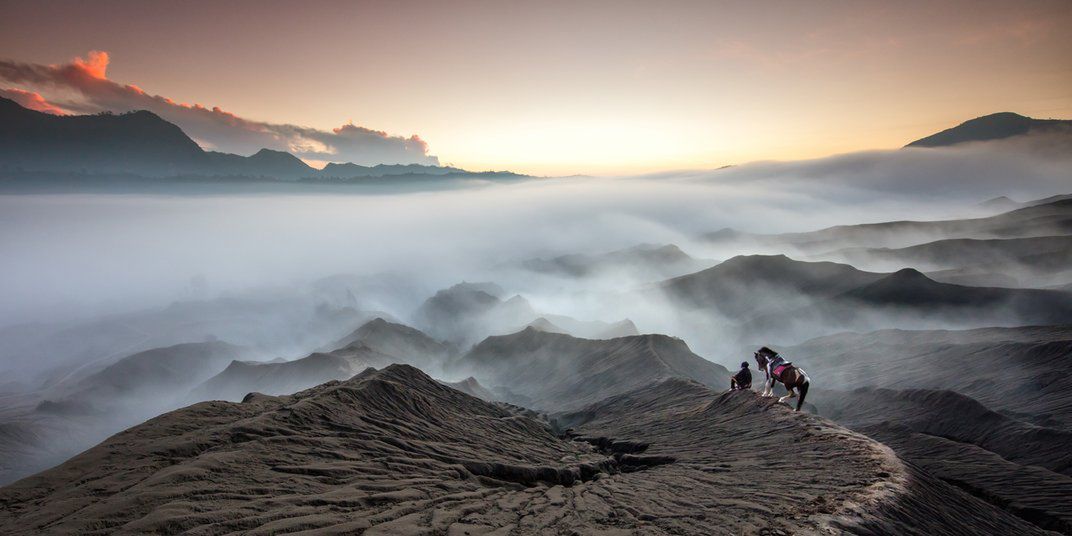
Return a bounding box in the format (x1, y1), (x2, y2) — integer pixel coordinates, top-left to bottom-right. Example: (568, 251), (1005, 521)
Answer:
(450, 327), (730, 411)
(0, 365), (1047, 535)
(555, 378), (1049, 535)
(817, 388), (1072, 476)
(785, 325), (1072, 429)
(814, 388), (1072, 533)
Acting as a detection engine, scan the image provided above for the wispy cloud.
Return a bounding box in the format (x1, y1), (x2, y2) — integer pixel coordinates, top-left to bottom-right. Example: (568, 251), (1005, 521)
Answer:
(0, 51), (438, 166)
(0, 87), (69, 115)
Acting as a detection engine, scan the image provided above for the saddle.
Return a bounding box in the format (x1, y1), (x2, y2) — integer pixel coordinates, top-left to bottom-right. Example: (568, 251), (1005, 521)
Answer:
(771, 362), (792, 380)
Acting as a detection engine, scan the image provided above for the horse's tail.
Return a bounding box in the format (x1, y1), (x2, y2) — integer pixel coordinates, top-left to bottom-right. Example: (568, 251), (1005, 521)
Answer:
(796, 368), (810, 412)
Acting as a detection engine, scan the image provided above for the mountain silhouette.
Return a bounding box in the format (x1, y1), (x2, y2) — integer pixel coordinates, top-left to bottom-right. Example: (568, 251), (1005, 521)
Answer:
(0, 97), (500, 182)
(906, 112), (1072, 148)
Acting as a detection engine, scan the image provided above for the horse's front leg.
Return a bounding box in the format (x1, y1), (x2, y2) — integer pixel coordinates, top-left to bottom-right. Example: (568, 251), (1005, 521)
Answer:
(763, 378), (774, 397)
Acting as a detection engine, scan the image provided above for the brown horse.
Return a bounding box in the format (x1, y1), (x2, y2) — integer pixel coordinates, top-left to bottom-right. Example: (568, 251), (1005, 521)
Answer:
(754, 347), (810, 412)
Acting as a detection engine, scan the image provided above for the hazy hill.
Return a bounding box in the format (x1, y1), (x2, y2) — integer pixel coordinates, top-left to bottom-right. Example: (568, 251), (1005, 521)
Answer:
(658, 253), (1072, 343)
(748, 268), (1072, 341)
(326, 317), (453, 373)
(449, 327), (729, 410)
(522, 315), (640, 339)
(906, 112), (1072, 148)
(38, 341), (256, 417)
(413, 282), (537, 345)
(0, 365), (1044, 534)
(818, 235), (1072, 274)
(662, 254), (883, 318)
(441, 376), (496, 401)
(188, 343), (397, 401)
(521, 243), (712, 280)
(703, 197), (1072, 252)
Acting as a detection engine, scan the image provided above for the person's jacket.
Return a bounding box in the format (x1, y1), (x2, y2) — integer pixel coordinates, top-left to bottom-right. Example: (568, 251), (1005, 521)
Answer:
(734, 367), (752, 385)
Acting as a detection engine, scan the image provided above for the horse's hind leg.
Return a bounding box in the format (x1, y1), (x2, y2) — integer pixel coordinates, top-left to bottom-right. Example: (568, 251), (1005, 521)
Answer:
(778, 387), (796, 404)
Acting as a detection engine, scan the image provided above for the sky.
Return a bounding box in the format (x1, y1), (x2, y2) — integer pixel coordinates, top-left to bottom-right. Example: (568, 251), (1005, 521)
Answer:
(1, 0), (1070, 175)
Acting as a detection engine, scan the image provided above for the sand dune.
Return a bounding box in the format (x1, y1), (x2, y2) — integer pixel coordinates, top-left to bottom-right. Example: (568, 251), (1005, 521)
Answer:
(0, 365), (1049, 534)
(813, 387), (1072, 533)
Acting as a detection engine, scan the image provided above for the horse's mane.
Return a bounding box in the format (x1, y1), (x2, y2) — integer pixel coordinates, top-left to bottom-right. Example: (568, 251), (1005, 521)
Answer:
(757, 346), (778, 357)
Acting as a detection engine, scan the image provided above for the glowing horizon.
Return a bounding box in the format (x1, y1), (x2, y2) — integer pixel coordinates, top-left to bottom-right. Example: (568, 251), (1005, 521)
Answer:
(1, 0), (1070, 175)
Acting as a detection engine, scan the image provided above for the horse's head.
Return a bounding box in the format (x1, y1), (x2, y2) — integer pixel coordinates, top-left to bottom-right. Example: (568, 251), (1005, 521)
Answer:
(755, 346), (776, 368)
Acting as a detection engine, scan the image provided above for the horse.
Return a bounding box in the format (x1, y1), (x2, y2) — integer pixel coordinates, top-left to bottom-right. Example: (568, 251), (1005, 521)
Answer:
(754, 347), (810, 412)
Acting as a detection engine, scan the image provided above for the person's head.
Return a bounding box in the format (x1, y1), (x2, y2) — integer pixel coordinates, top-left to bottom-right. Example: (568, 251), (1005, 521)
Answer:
(740, 362), (749, 369)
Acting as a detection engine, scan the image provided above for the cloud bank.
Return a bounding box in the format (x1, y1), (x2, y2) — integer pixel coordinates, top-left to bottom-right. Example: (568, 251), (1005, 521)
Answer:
(0, 51), (438, 166)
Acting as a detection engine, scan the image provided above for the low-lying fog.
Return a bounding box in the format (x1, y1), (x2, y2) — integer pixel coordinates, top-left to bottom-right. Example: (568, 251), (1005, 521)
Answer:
(1, 138), (1070, 383)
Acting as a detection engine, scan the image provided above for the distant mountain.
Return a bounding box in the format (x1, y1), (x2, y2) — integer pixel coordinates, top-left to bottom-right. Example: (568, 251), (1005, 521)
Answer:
(906, 112), (1072, 148)
(320, 162), (465, 177)
(0, 97), (514, 183)
(448, 327), (729, 411)
(202, 148), (315, 180)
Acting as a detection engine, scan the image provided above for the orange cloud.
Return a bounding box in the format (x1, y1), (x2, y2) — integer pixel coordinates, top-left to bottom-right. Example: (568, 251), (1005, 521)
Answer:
(0, 51), (438, 165)
(0, 87), (67, 114)
(71, 50), (109, 79)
